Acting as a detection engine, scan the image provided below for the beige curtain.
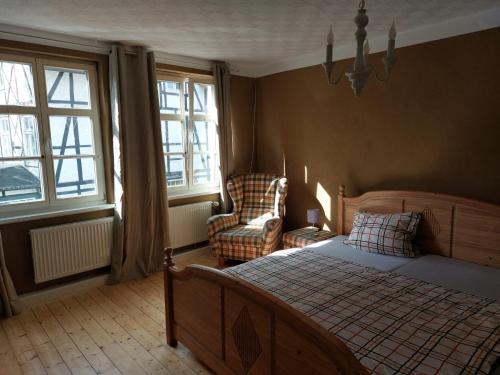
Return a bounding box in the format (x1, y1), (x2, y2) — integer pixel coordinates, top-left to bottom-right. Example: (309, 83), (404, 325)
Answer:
(213, 62), (234, 213)
(0, 231), (21, 318)
(108, 45), (170, 283)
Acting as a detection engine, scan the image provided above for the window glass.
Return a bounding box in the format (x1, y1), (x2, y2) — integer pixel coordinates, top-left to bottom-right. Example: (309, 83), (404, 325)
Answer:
(193, 153), (216, 185)
(193, 83), (215, 115)
(53, 157), (97, 198)
(193, 121), (216, 153)
(0, 61), (36, 106)
(157, 80), (181, 115)
(161, 120), (183, 153)
(49, 116), (94, 156)
(0, 114), (40, 157)
(165, 155), (185, 187)
(44, 67), (91, 109)
(0, 160), (44, 205)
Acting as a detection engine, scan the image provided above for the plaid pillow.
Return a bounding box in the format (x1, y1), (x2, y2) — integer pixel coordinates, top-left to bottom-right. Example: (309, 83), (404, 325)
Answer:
(345, 211), (421, 257)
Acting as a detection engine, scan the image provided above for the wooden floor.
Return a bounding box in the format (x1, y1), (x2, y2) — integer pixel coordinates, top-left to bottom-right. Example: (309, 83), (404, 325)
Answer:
(0, 247), (218, 375)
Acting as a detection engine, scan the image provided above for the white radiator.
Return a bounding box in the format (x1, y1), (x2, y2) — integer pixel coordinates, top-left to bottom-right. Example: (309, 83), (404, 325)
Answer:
(169, 201), (213, 249)
(30, 217), (114, 283)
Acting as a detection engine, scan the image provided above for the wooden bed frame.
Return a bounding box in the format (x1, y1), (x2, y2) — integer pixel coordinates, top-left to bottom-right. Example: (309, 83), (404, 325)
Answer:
(163, 186), (500, 374)
(337, 186), (500, 268)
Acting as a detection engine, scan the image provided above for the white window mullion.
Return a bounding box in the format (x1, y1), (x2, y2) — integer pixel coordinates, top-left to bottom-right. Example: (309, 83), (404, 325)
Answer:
(34, 59), (56, 205)
(187, 78), (194, 190)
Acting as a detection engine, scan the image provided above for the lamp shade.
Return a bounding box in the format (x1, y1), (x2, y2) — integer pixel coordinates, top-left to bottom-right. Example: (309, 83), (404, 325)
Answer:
(307, 208), (320, 225)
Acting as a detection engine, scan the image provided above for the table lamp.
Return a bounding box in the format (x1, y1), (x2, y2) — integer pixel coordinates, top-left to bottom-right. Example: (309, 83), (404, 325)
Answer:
(307, 208), (320, 234)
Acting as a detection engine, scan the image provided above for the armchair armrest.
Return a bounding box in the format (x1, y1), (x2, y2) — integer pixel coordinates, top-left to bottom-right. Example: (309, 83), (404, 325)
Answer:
(207, 213), (239, 239)
(262, 217), (283, 254)
(263, 217), (282, 238)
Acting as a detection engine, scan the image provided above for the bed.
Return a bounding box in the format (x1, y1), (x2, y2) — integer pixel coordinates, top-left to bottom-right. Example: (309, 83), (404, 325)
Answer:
(163, 186), (500, 374)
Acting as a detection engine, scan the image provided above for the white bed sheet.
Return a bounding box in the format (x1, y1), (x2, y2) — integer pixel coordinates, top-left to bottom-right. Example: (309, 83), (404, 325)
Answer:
(272, 235), (415, 272)
(270, 235), (500, 301)
(395, 254), (500, 300)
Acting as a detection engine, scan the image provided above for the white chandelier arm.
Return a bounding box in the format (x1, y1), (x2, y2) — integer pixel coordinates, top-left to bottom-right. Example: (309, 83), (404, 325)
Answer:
(323, 62), (344, 86)
(375, 53), (398, 82)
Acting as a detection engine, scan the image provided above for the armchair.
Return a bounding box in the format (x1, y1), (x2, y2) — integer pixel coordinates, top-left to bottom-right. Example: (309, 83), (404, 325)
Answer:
(208, 173), (288, 265)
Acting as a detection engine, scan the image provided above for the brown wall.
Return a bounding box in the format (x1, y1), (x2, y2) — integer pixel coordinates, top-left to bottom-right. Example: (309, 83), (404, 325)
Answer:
(255, 28), (500, 231)
(231, 75), (256, 174)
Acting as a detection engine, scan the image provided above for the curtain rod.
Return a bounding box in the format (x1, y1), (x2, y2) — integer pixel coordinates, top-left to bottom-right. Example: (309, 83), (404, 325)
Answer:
(0, 27), (110, 54)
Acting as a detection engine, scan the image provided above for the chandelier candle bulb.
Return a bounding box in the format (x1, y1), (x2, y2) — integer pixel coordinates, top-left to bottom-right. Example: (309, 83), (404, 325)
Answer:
(389, 21), (396, 40)
(388, 22), (396, 54)
(326, 26), (333, 64)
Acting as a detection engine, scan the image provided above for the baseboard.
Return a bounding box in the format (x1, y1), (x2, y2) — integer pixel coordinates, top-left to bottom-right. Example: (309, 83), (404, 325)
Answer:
(173, 245), (211, 259)
(18, 246), (212, 308)
(172, 241), (210, 254)
(18, 273), (109, 308)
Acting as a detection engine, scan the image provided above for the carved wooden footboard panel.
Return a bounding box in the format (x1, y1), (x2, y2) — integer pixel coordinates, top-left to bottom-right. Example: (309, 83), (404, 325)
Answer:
(163, 249), (368, 375)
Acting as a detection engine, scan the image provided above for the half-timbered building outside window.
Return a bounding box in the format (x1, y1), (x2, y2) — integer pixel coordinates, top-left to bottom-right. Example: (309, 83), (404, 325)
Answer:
(156, 73), (219, 196)
(0, 55), (105, 213)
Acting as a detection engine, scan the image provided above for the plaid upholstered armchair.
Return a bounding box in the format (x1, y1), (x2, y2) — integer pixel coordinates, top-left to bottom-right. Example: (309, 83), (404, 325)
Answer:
(208, 173), (288, 265)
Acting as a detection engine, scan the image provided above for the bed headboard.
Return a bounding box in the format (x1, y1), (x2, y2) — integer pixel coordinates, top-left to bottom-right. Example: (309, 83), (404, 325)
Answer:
(337, 185), (500, 268)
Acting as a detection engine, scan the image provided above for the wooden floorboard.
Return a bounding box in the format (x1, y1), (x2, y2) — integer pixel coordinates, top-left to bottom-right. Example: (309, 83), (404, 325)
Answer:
(1, 248), (216, 375)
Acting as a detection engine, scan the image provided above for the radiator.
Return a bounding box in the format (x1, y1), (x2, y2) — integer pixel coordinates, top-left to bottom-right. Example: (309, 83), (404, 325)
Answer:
(30, 217), (114, 283)
(169, 201), (213, 249)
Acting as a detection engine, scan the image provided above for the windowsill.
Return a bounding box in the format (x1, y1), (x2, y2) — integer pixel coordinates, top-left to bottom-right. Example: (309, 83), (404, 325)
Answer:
(0, 190), (219, 224)
(168, 188), (220, 201)
(0, 203), (115, 225)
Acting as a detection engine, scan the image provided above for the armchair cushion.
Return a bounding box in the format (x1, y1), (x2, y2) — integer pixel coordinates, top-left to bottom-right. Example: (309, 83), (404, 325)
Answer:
(213, 225), (263, 248)
(240, 174), (280, 225)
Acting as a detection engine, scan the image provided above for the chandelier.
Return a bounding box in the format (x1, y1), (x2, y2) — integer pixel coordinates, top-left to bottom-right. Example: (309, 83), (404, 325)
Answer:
(323, 0), (397, 96)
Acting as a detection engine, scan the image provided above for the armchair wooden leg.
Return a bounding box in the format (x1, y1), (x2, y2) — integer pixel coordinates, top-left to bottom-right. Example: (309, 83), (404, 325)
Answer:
(217, 257), (226, 267)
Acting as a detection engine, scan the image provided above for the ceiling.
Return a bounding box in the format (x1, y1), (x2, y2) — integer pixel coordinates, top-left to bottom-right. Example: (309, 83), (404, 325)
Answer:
(0, 0), (499, 76)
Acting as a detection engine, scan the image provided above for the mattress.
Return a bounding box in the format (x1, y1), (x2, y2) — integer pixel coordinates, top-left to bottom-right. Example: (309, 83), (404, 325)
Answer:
(273, 236), (500, 301)
(395, 254), (500, 301)
(271, 235), (415, 272)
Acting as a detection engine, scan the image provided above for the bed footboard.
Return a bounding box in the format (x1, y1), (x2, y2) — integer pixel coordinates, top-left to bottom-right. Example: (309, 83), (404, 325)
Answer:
(163, 248), (367, 375)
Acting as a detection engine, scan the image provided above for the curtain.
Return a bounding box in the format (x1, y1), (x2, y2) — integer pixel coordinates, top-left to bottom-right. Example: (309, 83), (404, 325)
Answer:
(213, 62), (234, 213)
(108, 45), (170, 283)
(0, 231), (21, 318)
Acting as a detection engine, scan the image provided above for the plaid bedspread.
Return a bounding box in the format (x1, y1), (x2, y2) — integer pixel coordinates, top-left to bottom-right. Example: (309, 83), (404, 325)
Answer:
(224, 250), (500, 374)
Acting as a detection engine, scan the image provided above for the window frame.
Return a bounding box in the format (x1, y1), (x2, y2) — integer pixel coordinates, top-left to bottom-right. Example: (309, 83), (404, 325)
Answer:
(0, 53), (106, 216)
(156, 72), (219, 197)
(157, 75), (188, 190)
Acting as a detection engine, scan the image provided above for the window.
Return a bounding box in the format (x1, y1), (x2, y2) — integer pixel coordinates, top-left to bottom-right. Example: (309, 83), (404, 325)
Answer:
(157, 74), (219, 196)
(0, 55), (105, 214)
